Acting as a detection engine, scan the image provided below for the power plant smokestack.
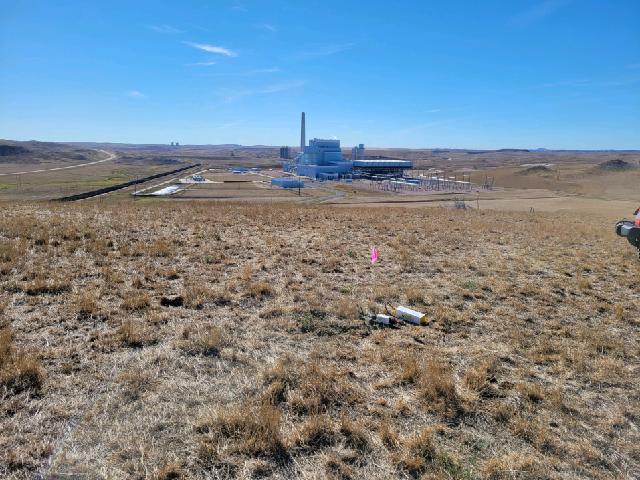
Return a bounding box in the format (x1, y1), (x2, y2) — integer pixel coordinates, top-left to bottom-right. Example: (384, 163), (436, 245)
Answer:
(300, 112), (306, 152)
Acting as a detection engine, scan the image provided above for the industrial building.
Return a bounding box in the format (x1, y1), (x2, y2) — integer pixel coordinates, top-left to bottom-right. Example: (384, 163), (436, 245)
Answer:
(353, 159), (413, 176)
(279, 146), (291, 159)
(283, 112), (413, 180)
(351, 143), (365, 160)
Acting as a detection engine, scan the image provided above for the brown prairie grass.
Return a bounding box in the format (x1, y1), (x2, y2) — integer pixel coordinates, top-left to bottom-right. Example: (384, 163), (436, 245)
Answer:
(0, 328), (44, 394)
(396, 354), (462, 417)
(0, 202), (638, 480)
(73, 292), (100, 319)
(480, 452), (539, 479)
(182, 283), (209, 309)
(23, 275), (71, 296)
(293, 414), (339, 451)
(339, 416), (371, 452)
(390, 428), (437, 477)
(246, 280), (274, 299)
(118, 368), (155, 402)
(121, 291), (151, 311)
(178, 324), (226, 356)
(334, 297), (359, 319)
(197, 403), (287, 459)
(287, 363), (361, 415)
(118, 319), (156, 348)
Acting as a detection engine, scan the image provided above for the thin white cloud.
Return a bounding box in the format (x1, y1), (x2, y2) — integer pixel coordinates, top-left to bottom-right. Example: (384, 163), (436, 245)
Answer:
(148, 24), (182, 34)
(294, 43), (355, 59)
(627, 63), (640, 70)
(219, 81), (305, 102)
(241, 67), (281, 75)
(260, 23), (278, 32)
(184, 42), (238, 57)
(126, 90), (146, 99)
(186, 61), (217, 67)
(197, 67), (281, 77)
(510, 0), (572, 27)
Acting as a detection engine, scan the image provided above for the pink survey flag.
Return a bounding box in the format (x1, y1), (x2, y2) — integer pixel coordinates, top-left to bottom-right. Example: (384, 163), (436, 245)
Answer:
(371, 246), (379, 264)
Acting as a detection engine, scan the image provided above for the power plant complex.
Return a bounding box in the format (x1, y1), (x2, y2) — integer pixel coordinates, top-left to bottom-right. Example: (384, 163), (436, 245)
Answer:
(282, 112), (413, 180)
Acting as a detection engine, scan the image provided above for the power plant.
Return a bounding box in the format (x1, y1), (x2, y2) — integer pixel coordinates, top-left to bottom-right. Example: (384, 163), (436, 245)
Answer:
(283, 112), (413, 180)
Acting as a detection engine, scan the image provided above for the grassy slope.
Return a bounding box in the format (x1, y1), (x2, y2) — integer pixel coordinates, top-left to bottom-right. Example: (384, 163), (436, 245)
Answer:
(0, 202), (638, 479)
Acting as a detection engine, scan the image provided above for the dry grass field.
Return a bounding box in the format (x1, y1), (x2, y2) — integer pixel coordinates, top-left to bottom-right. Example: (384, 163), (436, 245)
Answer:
(1, 201), (638, 479)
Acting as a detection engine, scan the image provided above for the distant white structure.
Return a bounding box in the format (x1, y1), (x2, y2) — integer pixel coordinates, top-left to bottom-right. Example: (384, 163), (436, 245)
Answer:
(351, 143), (365, 160)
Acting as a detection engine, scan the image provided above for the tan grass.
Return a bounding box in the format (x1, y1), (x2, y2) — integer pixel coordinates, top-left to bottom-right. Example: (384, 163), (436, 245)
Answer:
(0, 202), (637, 479)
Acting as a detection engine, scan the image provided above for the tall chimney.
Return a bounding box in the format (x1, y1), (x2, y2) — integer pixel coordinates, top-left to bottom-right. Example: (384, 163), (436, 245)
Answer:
(300, 112), (306, 152)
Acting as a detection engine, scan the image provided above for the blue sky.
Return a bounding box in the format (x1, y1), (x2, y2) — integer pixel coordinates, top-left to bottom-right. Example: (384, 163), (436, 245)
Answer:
(1, 0), (639, 149)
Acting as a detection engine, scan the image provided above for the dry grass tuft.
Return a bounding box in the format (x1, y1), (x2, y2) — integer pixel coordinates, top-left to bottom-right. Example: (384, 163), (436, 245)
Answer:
(121, 291), (151, 311)
(73, 292), (101, 319)
(395, 354), (462, 417)
(148, 239), (173, 258)
(480, 452), (539, 479)
(339, 416), (371, 452)
(0, 328), (45, 394)
(118, 319), (156, 348)
(293, 415), (339, 451)
(325, 452), (355, 480)
(197, 403), (287, 459)
(335, 297), (359, 319)
(246, 280), (275, 299)
(182, 282), (211, 309)
(288, 363), (360, 415)
(23, 274), (71, 296)
(178, 324), (226, 356)
(462, 356), (498, 394)
(390, 428), (437, 477)
(377, 421), (401, 449)
(418, 360), (461, 416)
(119, 368), (155, 402)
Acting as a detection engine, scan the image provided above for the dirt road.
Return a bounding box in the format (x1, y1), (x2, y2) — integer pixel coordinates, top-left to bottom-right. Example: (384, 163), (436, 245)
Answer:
(0, 149), (117, 176)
